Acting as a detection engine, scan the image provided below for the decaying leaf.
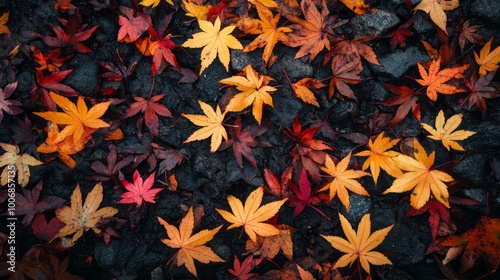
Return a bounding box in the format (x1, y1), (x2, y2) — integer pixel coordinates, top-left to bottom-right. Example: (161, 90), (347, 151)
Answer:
(216, 186), (287, 242)
(0, 143), (43, 187)
(158, 207), (224, 277)
(245, 224), (294, 259)
(421, 110), (476, 151)
(321, 213), (393, 274)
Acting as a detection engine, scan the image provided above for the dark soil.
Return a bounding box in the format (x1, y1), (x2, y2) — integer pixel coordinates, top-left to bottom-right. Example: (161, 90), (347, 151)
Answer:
(1, 0), (500, 279)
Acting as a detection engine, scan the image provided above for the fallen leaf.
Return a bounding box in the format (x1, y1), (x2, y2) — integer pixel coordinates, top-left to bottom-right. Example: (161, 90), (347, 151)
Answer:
(389, 20), (413, 50)
(414, 0), (460, 34)
(319, 153), (370, 212)
(248, 0), (277, 8)
(228, 255), (262, 280)
(380, 83), (421, 127)
(474, 37), (500, 76)
(0, 81), (23, 124)
(15, 180), (65, 225)
(119, 170), (163, 207)
(182, 17), (243, 74)
(0, 143), (43, 187)
(463, 72), (498, 119)
(321, 213), (393, 274)
(286, 169), (326, 218)
(245, 224), (294, 259)
(43, 15), (99, 53)
(291, 77), (326, 107)
(53, 182), (118, 244)
(339, 0), (372, 15)
(124, 94), (172, 136)
(383, 140), (454, 209)
(54, 0), (76, 13)
(183, 100), (228, 152)
(220, 64), (277, 124)
(139, 0), (173, 7)
(354, 132), (402, 185)
(31, 213), (64, 242)
(263, 166), (292, 198)
(296, 264), (314, 280)
(90, 144), (134, 181)
(328, 55), (363, 101)
(216, 186), (287, 242)
(182, 0), (212, 20)
(458, 20), (482, 52)
(0, 12), (10, 35)
(33, 46), (73, 72)
(158, 207), (224, 277)
(117, 6), (152, 42)
(421, 110), (476, 151)
(33, 69), (79, 110)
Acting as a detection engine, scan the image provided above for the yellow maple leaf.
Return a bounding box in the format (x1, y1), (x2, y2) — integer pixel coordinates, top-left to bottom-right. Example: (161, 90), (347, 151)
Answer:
(53, 182), (118, 244)
(0, 143), (42, 187)
(0, 12), (10, 35)
(139, 0), (173, 7)
(216, 186), (287, 242)
(383, 140), (454, 209)
(158, 207), (224, 277)
(354, 132), (403, 185)
(183, 17), (243, 74)
(415, 58), (469, 101)
(182, 0), (212, 20)
(183, 100), (228, 152)
(339, 0), (372, 15)
(248, 0), (277, 8)
(319, 153), (370, 211)
(421, 110), (476, 151)
(237, 2), (292, 65)
(414, 0), (460, 34)
(321, 213), (393, 274)
(220, 64), (277, 124)
(474, 37), (500, 76)
(34, 92), (111, 144)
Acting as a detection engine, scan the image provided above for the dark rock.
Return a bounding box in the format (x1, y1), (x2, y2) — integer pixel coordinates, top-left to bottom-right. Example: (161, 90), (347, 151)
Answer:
(462, 188), (487, 205)
(65, 54), (98, 96)
(390, 0), (420, 4)
(330, 100), (358, 122)
(270, 93), (302, 127)
(127, 59), (153, 97)
(270, 55), (313, 80)
(392, 115), (421, 137)
(126, 243), (166, 274)
(15, 71), (34, 93)
(413, 11), (435, 33)
(370, 46), (429, 80)
(95, 239), (135, 270)
(466, 120), (500, 155)
(340, 194), (372, 223)
(230, 50), (263, 72)
(349, 9), (400, 37)
(453, 154), (488, 183)
(471, 0), (500, 23)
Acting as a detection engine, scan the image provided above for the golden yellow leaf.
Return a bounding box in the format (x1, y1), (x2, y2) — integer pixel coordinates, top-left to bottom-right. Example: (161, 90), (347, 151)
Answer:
(182, 0), (212, 20)
(474, 37), (500, 76)
(354, 132), (402, 185)
(182, 17), (243, 74)
(421, 110), (476, 151)
(183, 100), (228, 152)
(139, 0), (172, 7)
(414, 0), (460, 34)
(0, 12), (10, 35)
(237, 2), (292, 65)
(245, 224), (294, 259)
(319, 153), (370, 211)
(415, 58), (469, 101)
(34, 92), (111, 144)
(216, 186), (287, 242)
(321, 213), (393, 274)
(220, 64), (277, 124)
(158, 207), (224, 277)
(383, 140), (454, 209)
(0, 143), (42, 187)
(53, 182), (118, 244)
(339, 0), (372, 15)
(248, 0), (277, 8)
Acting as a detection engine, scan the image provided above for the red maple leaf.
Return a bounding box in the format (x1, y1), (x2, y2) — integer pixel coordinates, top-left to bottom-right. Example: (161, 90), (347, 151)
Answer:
(286, 115), (333, 182)
(146, 13), (179, 75)
(124, 94), (172, 137)
(218, 115), (272, 169)
(43, 15), (99, 53)
(263, 166), (293, 198)
(15, 180), (65, 226)
(389, 20), (413, 50)
(33, 69), (79, 110)
(286, 169), (328, 219)
(31, 213), (64, 242)
(118, 170), (163, 207)
(380, 83), (421, 127)
(228, 255), (262, 280)
(117, 6), (152, 42)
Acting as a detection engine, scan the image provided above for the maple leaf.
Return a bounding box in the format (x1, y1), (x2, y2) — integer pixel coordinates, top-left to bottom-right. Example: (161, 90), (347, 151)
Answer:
(31, 213), (64, 242)
(286, 169), (328, 219)
(228, 255), (262, 280)
(263, 166), (292, 198)
(183, 100), (228, 153)
(33, 69), (79, 110)
(218, 115), (272, 169)
(0, 143), (42, 187)
(421, 110), (476, 151)
(220, 64), (277, 124)
(53, 182), (118, 244)
(414, 0), (460, 34)
(119, 170), (163, 207)
(139, 0), (173, 7)
(383, 140), (454, 209)
(286, 115), (333, 182)
(291, 77), (326, 107)
(183, 17), (243, 74)
(216, 186), (287, 242)
(55, 0), (76, 13)
(152, 143), (184, 175)
(183, 0), (212, 20)
(321, 213), (393, 274)
(339, 0), (372, 15)
(328, 55), (363, 101)
(34, 92), (111, 144)
(324, 38), (379, 75)
(98, 60), (138, 82)
(354, 132), (402, 185)
(381, 83), (421, 127)
(43, 16), (99, 53)
(463, 72), (498, 119)
(158, 207), (224, 277)
(0, 81), (23, 124)
(474, 37), (500, 76)
(458, 20), (482, 52)
(415, 58), (469, 101)
(90, 144), (134, 181)
(319, 153), (370, 212)
(248, 0), (277, 8)
(440, 216), (500, 272)
(237, 2), (292, 65)
(0, 12), (10, 35)
(284, 0), (334, 61)
(389, 20), (413, 50)
(124, 94), (172, 136)
(15, 180), (65, 226)
(117, 6), (152, 43)
(33, 46), (73, 72)
(45, 254), (82, 280)
(245, 224), (294, 259)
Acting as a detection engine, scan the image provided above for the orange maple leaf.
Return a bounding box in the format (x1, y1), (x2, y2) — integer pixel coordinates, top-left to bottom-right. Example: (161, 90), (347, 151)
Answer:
(158, 207), (224, 277)
(0, 12), (10, 35)
(291, 78), (326, 107)
(415, 58), (469, 101)
(474, 37), (500, 76)
(339, 0), (372, 15)
(34, 92), (111, 144)
(237, 2), (292, 65)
